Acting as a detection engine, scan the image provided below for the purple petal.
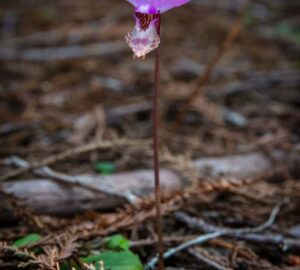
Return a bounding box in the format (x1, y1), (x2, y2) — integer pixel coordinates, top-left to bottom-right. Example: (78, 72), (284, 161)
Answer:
(135, 5), (158, 14)
(152, 0), (190, 13)
(126, 0), (190, 13)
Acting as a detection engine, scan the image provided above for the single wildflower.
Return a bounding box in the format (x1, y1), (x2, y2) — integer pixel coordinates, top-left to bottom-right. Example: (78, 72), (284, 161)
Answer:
(125, 1), (190, 269)
(125, 0), (190, 58)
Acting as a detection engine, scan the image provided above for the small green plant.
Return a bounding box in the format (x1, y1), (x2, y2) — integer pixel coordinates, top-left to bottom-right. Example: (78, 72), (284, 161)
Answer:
(81, 234), (143, 270)
(12, 233), (41, 248)
(96, 161), (117, 175)
(82, 250), (143, 270)
(105, 234), (130, 251)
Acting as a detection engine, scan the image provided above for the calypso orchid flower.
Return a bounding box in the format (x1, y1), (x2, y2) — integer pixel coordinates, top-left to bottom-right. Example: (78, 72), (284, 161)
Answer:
(125, 0), (190, 58)
(125, 2), (190, 269)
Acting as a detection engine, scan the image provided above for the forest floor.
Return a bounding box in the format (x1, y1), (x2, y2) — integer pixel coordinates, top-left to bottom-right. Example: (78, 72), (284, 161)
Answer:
(0, 0), (300, 269)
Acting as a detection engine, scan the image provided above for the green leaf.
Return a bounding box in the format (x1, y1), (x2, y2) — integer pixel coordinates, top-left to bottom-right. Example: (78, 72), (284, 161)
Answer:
(13, 233), (41, 248)
(106, 234), (130, 251)
(95, 161), (116, 175)
(81, 250), (143, 270)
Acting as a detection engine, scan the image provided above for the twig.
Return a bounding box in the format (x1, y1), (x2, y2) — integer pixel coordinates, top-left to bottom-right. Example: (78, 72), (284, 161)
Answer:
(131, 236), (256, 260)
(175, 201), (300, 252)
(145, 231), (224, 269)
(4, 156), (120, 195)
(145, 199), (287, 269)
(188, 248), (230, 270)
(225, 232), (300, 250)
(131, 235), (197, 247)
(175, 198), (289, 235)
(0, 138), (150, 182)
(176, 1), (251, 124)
(0, 243), (57, 270)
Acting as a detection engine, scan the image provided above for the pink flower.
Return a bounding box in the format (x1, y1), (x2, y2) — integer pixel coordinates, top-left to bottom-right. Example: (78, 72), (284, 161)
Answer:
(125, 0), (190, 58)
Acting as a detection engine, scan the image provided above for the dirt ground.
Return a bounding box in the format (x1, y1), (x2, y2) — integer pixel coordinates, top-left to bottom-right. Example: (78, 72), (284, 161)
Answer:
(0, 0), (300, 269)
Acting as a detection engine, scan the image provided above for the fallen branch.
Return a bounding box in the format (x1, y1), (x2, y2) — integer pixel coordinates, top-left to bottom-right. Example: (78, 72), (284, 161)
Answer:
(0, 150), (298, 219)
(175, 201), (300, 251)
(131, 237), (256, 260)
(0, 138), (150, 182)
(145, 199), (287, 269)
(5, 156), (121, 195)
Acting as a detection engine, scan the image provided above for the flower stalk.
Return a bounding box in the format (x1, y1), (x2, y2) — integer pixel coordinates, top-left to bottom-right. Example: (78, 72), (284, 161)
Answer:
(124, 1), (190, 268)
(152, 14), (164, 270)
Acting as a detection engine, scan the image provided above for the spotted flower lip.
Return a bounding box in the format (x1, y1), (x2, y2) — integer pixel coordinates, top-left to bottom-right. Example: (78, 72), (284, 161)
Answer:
(125, 0), (190, 58)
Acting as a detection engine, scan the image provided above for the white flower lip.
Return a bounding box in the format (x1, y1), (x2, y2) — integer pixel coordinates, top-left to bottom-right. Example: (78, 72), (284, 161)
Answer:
(125, 22), (160, 58)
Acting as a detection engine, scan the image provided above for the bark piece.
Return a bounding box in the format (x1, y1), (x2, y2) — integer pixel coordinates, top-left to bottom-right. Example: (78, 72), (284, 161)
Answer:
(0, 150), (298, 219)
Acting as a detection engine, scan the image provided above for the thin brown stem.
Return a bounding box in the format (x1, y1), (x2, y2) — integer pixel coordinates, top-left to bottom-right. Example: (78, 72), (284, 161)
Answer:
(153, 14), (164, 270)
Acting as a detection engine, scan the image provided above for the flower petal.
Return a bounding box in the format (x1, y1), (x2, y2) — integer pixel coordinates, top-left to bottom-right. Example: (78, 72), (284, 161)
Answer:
(152, 0), (190, 13)
(126, 0), (190, 13)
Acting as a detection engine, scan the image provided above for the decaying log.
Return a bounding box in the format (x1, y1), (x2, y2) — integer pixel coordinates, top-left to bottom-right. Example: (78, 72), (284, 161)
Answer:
(0, 150), (299, 221)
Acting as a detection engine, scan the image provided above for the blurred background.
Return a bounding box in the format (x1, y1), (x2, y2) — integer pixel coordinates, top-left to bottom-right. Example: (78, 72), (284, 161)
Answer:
(0, 0), (300, 269)
(0, 0), (299, 158)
